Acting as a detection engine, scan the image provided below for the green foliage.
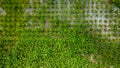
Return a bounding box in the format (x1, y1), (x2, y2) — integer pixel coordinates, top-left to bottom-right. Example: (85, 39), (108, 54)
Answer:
(110, 0), (120, 8)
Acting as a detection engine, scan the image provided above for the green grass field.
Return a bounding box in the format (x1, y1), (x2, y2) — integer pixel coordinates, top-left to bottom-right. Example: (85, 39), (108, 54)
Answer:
(0, 0), (120, 68)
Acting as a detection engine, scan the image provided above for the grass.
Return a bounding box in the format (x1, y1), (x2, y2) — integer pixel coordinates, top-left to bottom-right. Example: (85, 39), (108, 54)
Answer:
(0, 0), (120, 68)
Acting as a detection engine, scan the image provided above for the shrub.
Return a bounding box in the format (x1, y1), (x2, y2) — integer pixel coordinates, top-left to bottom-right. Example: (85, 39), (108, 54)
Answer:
(110, 0), (120, 8)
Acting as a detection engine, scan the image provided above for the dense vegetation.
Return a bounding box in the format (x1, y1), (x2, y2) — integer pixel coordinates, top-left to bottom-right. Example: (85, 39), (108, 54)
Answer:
(0, 0), (120, 68)
(110, 0), (120, 8)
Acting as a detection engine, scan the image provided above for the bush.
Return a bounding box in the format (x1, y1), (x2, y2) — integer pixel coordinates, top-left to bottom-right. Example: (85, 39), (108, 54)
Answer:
(110, 0), (120, 8)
